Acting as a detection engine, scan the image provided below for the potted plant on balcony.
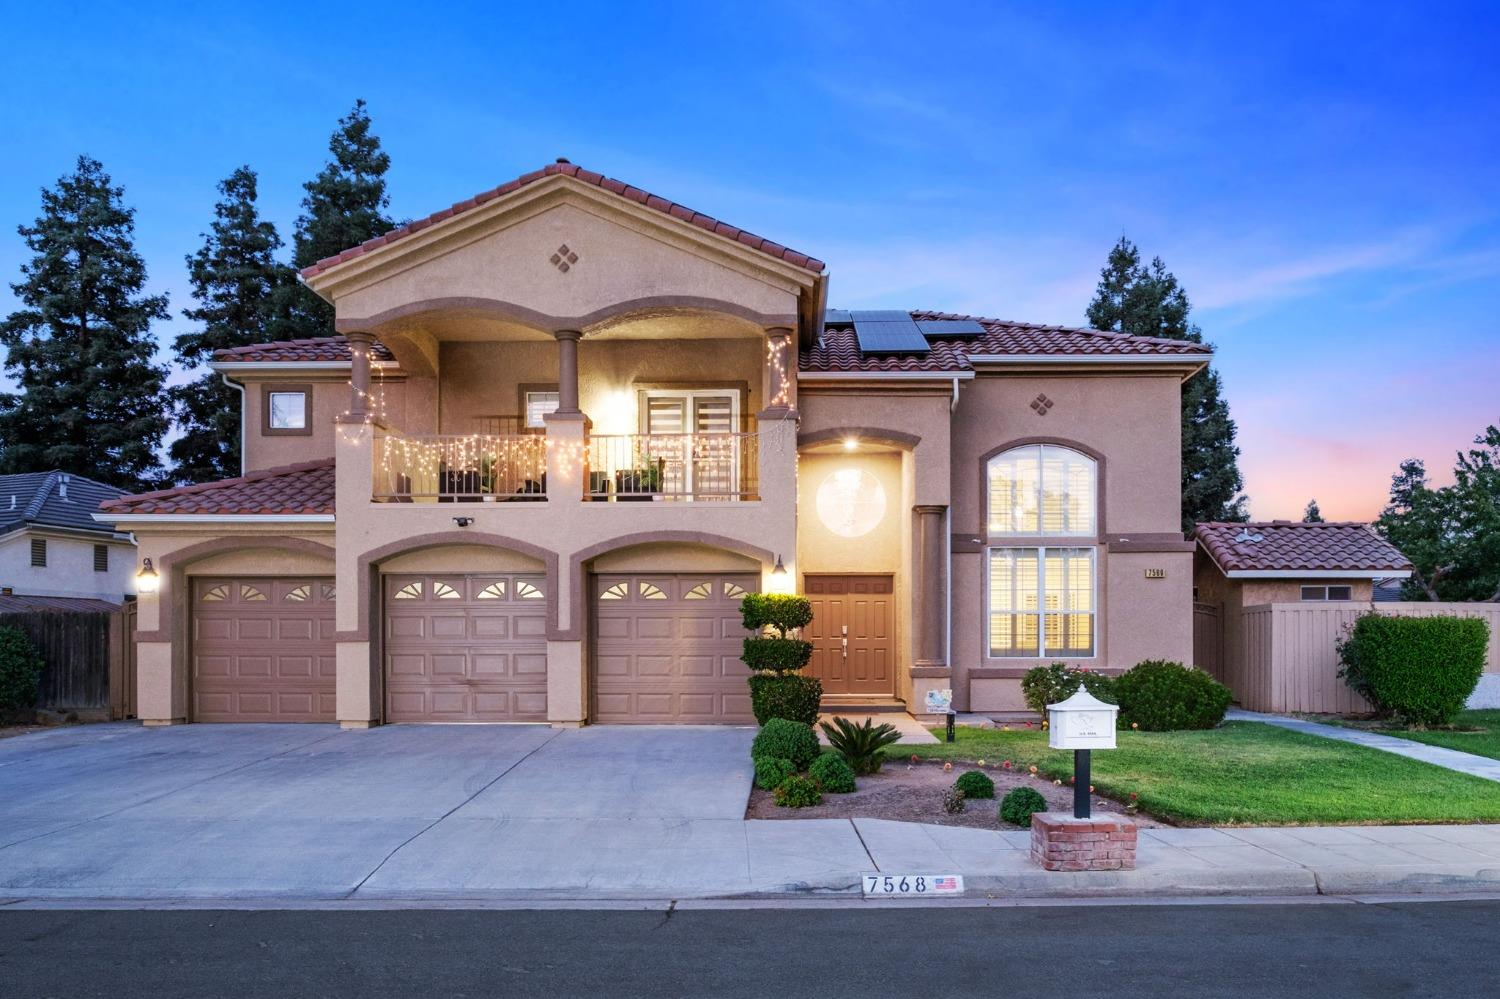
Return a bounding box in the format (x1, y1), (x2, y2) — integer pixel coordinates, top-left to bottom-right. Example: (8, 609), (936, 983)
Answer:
(615, 461), (663, 501)
(739, 593), (822, 726)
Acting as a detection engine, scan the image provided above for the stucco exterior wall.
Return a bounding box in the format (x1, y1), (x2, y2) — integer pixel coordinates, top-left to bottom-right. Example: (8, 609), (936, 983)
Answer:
(0, 529), (135, 601)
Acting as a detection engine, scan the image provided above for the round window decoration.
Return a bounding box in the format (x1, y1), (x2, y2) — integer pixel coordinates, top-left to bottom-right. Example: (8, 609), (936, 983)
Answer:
(815, 468), (887, 539)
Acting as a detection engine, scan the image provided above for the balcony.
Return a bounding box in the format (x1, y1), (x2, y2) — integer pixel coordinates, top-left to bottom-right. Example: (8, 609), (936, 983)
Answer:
(374, 432), (547, 502)
(584, 431), (759, 502)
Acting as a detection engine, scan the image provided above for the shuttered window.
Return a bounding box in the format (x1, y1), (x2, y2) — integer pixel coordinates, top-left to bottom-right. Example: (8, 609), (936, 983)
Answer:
(987, 444), (1096, 537)
(94, 544), (108, 572)
(30, 537), (46, 567)
(988, 547), (1095, 658)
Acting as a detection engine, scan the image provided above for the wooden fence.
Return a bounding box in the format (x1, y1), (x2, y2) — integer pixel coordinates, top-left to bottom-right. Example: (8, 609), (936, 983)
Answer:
(0, 603), (136, 718)
(1229, 602), (1500, 713)
(1193, 601), (1223, 681)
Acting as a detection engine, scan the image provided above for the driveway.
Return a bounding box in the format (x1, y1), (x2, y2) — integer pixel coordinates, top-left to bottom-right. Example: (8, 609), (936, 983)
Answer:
(0, 722), (875, 899)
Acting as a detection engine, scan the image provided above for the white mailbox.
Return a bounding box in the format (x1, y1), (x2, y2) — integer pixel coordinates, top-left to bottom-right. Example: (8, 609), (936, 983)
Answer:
(1047, 688), (1118, 750)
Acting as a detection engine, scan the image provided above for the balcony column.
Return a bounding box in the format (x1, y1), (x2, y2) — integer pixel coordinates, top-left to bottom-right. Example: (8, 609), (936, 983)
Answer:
(555, 329), (583, 415)
(914, 504), (949, 669)
(760, 326), (796, 419)
(345, 330), (375, 420)
(545, 329), (587, 507)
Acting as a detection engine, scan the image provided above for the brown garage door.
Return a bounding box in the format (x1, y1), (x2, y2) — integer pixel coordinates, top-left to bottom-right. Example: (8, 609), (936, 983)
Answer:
(592, 572), (758, 724)
(383, 573), (548, 722)
(191, 577), (336, 722)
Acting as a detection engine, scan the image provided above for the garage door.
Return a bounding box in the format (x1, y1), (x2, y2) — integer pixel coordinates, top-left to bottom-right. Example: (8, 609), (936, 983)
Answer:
(592, 573), (758, 724)
(191, 577), (336, 722)
(383, 573), (548, 722)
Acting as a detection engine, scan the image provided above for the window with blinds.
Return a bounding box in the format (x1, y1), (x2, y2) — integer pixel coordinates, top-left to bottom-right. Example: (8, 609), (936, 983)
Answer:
(988, 546), (1095, 658)
(644, 391), (740, 498)
(987, 444), (1096, 536)
(524, 390), (560, 428)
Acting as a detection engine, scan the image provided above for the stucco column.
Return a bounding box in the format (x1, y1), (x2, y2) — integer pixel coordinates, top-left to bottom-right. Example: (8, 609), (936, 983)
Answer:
(555, 329), (583, 415)
(761, 326), (796, 418)
(914, 504), (948, 669)
(346, 330), (375, 419)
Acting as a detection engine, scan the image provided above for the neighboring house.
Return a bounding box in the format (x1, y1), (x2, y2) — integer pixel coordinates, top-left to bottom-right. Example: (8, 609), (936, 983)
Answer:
(96, 160), (1209, 727)
(0, 471), (135, 606)
(1372, 577), (1406, 602)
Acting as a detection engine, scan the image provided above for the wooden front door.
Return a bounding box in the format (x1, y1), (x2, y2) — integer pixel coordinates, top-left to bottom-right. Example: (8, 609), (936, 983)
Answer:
(805, 575), (894, 696)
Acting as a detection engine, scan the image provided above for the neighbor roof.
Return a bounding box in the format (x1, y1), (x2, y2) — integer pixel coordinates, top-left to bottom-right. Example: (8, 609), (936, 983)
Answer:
(213, 337), (395, 364)
(800, 310), (1213, 373)
(0, 472), (128, 538)
(97, 460), (335, 517)
(1195, 521), (1412, 576)
(298, 160), (826, 280)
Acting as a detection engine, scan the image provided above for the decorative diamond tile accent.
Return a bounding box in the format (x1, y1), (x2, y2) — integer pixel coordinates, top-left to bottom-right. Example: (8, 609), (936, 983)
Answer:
(549, 244), (580, 273)
(1030, 393), (1054, 416)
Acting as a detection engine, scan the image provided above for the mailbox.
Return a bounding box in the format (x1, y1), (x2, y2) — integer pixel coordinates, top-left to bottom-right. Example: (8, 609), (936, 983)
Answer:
(1047, 688), (1118, 751)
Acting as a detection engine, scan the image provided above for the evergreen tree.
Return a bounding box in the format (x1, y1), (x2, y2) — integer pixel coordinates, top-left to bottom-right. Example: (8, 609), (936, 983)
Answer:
(0, 156), (169, 490)
(1302, 499), (1324, 523)
(169, 166), (294, 483)
(282, 99), (394, 335)
(1086, 237), (1248, 533)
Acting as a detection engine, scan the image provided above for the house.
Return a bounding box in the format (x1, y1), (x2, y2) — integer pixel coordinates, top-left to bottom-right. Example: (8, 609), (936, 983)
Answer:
(0, 471), (135, 609)
(95, 160), (1210, 727)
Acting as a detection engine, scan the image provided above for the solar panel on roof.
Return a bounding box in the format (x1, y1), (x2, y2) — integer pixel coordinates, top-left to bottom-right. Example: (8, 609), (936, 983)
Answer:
(915, 319), (986, 336)
(824, 309), (852, 325)
(850, 310), (930, 353)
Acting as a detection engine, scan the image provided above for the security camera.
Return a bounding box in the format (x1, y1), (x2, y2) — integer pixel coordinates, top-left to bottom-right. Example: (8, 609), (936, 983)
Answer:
(453, 516), (474, 527)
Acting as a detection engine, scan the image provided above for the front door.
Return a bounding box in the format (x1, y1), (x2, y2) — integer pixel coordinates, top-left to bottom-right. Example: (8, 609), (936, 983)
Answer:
(804, 575), (895, 697)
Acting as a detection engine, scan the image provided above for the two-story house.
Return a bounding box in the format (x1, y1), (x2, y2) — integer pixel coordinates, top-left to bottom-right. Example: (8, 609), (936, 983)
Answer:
(0, 471), (135, 609)
(97, 161), (1208, 727)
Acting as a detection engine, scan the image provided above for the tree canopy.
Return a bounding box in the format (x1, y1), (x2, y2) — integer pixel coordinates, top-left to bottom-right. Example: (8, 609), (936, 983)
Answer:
(1303, 499), (1324, 523)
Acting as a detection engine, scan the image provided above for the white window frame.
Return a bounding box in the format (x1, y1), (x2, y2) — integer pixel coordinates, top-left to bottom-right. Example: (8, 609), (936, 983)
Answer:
(985, 546), (1097, 660)
(986, 443), (1097, 538)
(268, 391), (308, 430)
(524, 390), (560, 429)
(641, 389), (742, 499)
(1301, 584), (1354, 601)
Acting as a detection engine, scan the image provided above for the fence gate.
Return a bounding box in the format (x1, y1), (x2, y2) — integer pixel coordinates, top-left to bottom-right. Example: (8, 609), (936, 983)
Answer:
(1193, 601), (1223, 681)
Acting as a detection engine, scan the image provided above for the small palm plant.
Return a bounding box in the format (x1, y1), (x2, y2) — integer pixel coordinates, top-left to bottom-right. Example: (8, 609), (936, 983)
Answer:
(819, 716), (903, 775)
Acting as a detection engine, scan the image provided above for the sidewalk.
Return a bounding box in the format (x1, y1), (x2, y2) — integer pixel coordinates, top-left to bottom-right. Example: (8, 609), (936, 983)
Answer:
(1228, 708), (1500, 783)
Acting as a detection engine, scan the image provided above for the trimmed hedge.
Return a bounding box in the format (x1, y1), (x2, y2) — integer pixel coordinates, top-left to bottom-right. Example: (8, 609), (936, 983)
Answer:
(754, 756), (796, 791)
(751, 718), (820, 770)
(740, 593), (814, 635)
(809, 752), (857, 793)
(741, 637), (816, 675)
(774, 773), (822, 808)
(0, 626), (42, 713)
(999, 786), (1048, 828)
(1338, 613), (1489, 726)
(1114, 660), (1232, 731)
(1019, 662), (1117, 714)
(953, 769), (995, 800)
(748, 673), (823, 725)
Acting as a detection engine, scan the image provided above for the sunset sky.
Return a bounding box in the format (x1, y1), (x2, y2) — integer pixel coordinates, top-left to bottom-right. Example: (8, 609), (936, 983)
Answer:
(2, 1), (1496, 519)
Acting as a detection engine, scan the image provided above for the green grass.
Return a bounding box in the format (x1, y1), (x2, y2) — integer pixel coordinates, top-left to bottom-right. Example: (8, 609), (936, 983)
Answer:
(904, 722), (1500, 826)
(1338, 710), (1500, 763)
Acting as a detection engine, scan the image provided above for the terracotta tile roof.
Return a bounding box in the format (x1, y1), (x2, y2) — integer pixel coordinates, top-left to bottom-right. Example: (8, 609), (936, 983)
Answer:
(213, 337), (394, 364)
(1195, 521), (1412, 574)
(98, 460), (335, 516)
(800, 310), (1212, 373)
(299, 160), (826, 279)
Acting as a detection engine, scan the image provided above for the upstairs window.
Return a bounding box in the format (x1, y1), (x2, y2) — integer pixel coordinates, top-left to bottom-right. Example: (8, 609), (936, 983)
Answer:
(987, 444), (1096, 537)
(524, 390), (561, 428)
(30, 537), (46, 567)
(1301, 585), (1354, 601)
(94, 544), (108, 572)
(264, 384), (312, 435)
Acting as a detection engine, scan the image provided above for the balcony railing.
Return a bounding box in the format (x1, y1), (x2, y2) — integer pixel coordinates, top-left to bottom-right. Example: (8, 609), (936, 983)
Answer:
(375, 433), (547, 502)
(585, 432), (758, 501)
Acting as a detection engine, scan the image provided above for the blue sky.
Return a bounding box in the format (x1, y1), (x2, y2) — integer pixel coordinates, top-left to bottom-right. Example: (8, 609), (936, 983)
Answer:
(2, 1), (1497, 518)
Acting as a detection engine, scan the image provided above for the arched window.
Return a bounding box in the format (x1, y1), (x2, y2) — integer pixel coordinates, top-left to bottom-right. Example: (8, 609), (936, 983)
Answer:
(986, 444), (1096, 537)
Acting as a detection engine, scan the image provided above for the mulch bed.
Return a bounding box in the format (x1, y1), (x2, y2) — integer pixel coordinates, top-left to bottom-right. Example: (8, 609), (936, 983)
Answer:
(746, 758), (1165, 829)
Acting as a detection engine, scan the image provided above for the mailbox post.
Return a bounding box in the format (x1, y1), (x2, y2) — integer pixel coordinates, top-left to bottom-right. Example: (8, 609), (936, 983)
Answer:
(1046, 689), (1119, 819)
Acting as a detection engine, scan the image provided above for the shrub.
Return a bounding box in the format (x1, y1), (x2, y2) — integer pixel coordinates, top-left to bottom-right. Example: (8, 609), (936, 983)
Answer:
(1020, 662), (1117, 714)
(942, 786), (967, 814)
(741, 637), (816, 675)
(953, 769), (995, 800)
(1114, 660), (1231, 731)
(999, 786), (1049, 827)
(740, 593), (815, 635)
(1338, 613), (1489, 726)
(0, 626), (43, 713)
(754, 756), (796, 791)
(820, 716), (904, 775)
(751, 718), (820, 770)
(809, 752), (857, 793)
(774, 773), (823, 808)
(748, 673), (823, 725)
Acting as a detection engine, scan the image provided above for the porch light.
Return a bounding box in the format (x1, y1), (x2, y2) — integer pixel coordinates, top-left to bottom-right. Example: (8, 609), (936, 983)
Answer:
(843, 436), (858, 452)
(772, 555), (787, 576)
(135, 558), (159, 594)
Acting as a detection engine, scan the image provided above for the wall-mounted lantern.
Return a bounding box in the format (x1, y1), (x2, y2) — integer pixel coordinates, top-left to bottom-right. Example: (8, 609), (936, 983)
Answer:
(136, 557), (160, 594)
(1047, 688), (1118, 819)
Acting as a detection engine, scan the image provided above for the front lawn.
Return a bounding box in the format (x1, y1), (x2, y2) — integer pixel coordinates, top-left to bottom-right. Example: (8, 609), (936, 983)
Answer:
(1338, 710), (1500, 763)
(905, 721), (1500, 826)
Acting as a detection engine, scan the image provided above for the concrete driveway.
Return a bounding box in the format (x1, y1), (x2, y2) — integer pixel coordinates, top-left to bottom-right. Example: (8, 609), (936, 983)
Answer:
(0, 722), (873, 899)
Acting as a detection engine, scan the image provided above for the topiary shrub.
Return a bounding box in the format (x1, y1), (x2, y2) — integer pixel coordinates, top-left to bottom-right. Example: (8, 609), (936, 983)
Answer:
(942, 786), (967, 814)
(0, 626), (43, 714)
(1338, 613), (1489, 726)
(740, 593), (815, 635)
(999, 786), (1049, 827)
(1020, 662), (1117, 714)
(748, 673), (823, 725)
(741, 637), (816, 675)
(1114, 660), (1231, 731)
(819, 716), (903, 775)
(754, 756), (796, 791)
(751, 718), (820, 770)
(774, 773), (823, 808)
(953, 769), (995, 800)
(809, 752), (857, 793)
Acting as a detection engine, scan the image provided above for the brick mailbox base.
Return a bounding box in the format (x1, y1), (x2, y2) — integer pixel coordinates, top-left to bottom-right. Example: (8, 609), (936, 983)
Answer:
(1029, 812), (1138, 871)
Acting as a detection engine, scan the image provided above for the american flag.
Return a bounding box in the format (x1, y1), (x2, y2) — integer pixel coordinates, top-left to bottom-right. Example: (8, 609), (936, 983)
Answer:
(932, 877), (959, 891)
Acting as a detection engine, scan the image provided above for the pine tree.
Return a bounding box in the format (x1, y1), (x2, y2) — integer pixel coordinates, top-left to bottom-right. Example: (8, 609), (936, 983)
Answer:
(169, 166), (294, 483)
(0, 156), (170, 490)
(1086, 237), (1248, 533)
(1302, 499), (1324, 523)
(281, 99), (395, 335)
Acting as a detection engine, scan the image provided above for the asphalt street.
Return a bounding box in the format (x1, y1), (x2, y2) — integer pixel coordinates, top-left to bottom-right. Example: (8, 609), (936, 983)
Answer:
(0, 898), (1493, 998)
